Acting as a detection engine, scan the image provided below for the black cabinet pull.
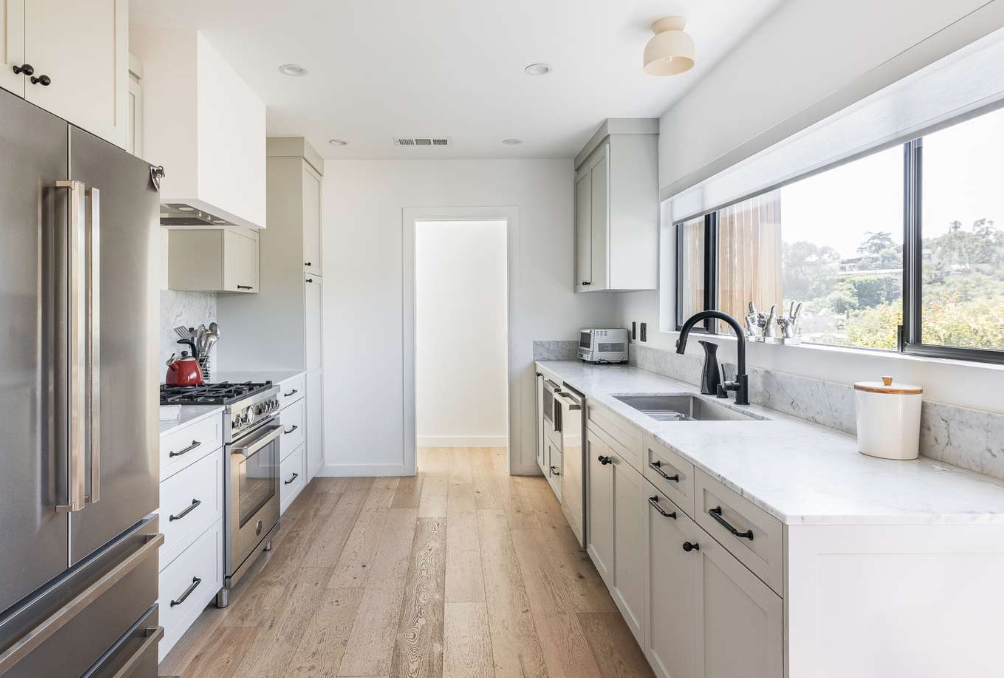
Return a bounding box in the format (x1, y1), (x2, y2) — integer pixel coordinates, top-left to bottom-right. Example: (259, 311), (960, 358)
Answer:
(169, 440), (201, 458)
(549, 465), (560, 476)
(708, 506), (754, 540)
(284, 424), (298, 435)
(648, 496), (676, 519)
(12, 63), (34, 76)
(581, 281), (591, 286)
(682, 541), (700, 552)
(168, 498), (202, 522)
(237, 284), (253, 290)
(597, 455), (612, 465)
(284, 472), (299, 485)
(170, 577), (202, 607)
(306, 278), (314, 283)
(30, 74), (51, 86)
(649, 460), (680, 483)
(283, 388), (298, 397)
(305, 262), (312, 266)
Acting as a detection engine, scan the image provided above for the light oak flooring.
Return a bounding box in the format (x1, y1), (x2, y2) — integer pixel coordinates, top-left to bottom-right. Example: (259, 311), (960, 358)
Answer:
(159, 447), (654, 678)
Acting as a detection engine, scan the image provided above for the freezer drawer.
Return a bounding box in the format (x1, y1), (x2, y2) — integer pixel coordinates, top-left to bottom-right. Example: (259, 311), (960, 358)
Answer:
(82, 605), (161, 678)
(0, 518), (161, 678)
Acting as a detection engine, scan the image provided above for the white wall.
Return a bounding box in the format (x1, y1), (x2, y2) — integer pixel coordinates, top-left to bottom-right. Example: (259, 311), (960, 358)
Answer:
(416, 220), (508, 447)
(617, 0), (1004, 414)
(322, 159), (617, 476)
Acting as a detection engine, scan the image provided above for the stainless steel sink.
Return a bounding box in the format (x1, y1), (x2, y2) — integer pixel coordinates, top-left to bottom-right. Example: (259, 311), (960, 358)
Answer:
(612, 394), (764, 422)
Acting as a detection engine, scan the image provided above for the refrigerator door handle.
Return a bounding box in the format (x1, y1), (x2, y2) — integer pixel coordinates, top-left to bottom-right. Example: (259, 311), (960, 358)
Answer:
(87, 186), (100, 504)
(55, 180), (87, 513)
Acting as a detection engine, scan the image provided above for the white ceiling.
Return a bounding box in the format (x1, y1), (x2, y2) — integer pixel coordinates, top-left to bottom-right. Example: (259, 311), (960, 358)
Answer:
(130, 0), (784, 160)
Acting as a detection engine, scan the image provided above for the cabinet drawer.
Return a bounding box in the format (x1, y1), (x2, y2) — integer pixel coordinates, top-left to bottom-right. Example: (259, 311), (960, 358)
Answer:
(280, 445), (306, 515)
(159, 447), (223, 570)
(280, 397), (305, 460)
(694, 470), (784, 595)
(586, 402), (643, 471)
(159, 522), (222, 660)
(643, 433), (695, 518)
(160, 414), (223, 481)
(277, 373), (306, 410)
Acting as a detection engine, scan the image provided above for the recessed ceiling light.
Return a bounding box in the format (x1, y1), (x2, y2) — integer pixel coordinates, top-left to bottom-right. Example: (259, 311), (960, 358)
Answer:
(502, 139), (523, 145)
(328, 139), (348, 146)
(278, 63), (308, 77)
(524, 62), (551, 76)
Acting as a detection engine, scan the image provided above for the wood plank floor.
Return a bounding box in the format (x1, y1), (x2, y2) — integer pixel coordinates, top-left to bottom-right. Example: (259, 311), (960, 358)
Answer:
(159, 448), (653, 678)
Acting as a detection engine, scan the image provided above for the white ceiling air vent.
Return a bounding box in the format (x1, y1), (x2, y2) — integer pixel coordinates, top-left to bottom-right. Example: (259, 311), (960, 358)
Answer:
(393, 137), (451, 147)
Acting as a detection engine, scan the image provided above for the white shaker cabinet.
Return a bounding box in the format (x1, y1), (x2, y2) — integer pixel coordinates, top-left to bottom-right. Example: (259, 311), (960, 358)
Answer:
(167, 227), (260, 294)
(0, 0), (128, 147)
(302, 162), (323, 276)
(586, 424), (646, 643)
(573, 119), (659, 293)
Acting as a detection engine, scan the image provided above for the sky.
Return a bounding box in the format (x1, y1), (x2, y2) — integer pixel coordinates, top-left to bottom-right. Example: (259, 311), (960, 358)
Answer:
(777, 105), (1004, 259)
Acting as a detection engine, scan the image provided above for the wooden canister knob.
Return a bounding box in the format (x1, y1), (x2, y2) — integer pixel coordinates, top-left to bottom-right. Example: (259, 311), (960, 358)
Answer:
(881, 376), (893, 386)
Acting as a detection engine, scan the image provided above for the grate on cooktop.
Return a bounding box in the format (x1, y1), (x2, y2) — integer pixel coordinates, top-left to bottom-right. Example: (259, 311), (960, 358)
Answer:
(160, 381), (273, 406)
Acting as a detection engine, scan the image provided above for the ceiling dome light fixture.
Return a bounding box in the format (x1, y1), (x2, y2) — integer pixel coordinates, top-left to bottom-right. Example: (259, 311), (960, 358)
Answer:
(278, 63), (308, 77)
(643, 16), (695, 76)
(328, 139), (348, 146)
(524, 62), (552, 76)
(502, 138), (523, 145)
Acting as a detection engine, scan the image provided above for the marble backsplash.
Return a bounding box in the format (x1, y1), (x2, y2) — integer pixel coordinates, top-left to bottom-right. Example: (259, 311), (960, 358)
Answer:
(533, 340), (579, 361)
(626, 343), (1004, 482)
(160, 290), (218, 378)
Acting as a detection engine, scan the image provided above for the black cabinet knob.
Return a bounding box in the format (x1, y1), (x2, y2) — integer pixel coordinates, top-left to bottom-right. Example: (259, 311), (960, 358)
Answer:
(305, 262), (312, 266)
(30, 74), (51, 86)
(12, 63), (34, 76)
(682, 541), (700, 552)
(597, 455), (612, 465)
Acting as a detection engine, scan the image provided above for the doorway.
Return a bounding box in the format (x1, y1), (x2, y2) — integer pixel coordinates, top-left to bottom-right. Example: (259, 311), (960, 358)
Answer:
(402, 207), (519, 477)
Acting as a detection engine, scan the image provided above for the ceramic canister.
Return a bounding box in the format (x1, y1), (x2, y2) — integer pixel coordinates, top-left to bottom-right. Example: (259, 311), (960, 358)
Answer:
(853, 376), (923, 460)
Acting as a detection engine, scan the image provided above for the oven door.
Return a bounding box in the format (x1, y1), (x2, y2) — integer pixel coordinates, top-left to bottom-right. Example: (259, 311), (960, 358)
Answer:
(228, 424), (281, 575)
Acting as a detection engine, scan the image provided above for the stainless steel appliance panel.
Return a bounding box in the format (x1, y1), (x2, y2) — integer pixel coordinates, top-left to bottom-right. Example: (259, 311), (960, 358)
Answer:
(67, 127), (160, 564)
(226, 423), (280, 583)
(0, 518), (160, 678)
(82, 605), (160, 678)
(0, 92), (70, 613)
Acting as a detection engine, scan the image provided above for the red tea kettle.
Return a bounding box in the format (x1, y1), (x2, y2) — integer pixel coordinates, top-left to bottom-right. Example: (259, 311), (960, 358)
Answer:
(166, 351), (204, 387)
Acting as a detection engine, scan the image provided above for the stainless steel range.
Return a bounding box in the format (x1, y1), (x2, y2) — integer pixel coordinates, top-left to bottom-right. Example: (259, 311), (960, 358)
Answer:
(159, 382), (281, 607)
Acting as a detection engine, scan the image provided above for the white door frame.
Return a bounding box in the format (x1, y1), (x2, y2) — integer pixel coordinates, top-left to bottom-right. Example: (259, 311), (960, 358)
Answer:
(402, 206), (520, 477)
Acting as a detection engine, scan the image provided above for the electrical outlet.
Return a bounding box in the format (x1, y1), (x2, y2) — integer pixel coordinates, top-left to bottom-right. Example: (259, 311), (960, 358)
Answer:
(632, 322), (637, 340)
(640, 322), (647, 342)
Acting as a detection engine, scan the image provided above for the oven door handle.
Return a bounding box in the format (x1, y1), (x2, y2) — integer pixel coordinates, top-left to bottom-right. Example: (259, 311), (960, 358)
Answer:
(231, 425), (282, 458)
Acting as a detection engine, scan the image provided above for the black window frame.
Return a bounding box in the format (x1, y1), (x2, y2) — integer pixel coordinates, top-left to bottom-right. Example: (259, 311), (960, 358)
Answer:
(675, 121), (1004, 365)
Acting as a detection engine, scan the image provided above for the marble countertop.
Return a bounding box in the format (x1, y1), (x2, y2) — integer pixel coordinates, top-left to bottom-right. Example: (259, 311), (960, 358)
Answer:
(159, 405), (224, 436)
(212, 370), (305, 385)
(537, 360), (1004, 526)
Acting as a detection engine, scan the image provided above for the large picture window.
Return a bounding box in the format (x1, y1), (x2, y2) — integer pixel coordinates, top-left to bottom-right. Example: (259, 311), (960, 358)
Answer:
(676, 104), (1004, 364)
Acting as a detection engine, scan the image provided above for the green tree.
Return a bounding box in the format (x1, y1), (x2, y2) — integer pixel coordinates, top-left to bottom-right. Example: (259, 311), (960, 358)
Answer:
(782, 241), (840, 302)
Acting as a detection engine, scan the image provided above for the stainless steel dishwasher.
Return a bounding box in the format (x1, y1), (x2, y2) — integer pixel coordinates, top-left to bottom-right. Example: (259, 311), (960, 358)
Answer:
(553, 387), (585, 548)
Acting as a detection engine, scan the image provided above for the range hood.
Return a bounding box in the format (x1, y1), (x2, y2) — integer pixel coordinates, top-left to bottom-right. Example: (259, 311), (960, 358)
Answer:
(131, 30), (267, 230)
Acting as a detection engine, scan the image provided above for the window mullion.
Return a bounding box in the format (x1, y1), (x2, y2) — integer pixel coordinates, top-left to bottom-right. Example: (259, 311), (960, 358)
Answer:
(705, 212), (718, 333)
(902, 139), (923, 349)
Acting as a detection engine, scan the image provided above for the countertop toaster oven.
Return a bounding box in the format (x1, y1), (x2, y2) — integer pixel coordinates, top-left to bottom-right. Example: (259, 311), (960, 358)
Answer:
(578, 328), (629, 363)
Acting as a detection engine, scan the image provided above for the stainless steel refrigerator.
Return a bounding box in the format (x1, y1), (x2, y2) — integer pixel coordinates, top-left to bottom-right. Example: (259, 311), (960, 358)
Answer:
(0, 90), (162, 676)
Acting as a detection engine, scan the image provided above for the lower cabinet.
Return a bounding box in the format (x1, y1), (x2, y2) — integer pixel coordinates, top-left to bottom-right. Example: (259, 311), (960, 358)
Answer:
(280, 443), (306, 515)
(158, 521), (222, 661)
(586, 425), (645, 642)
(644, 482), (783, 678)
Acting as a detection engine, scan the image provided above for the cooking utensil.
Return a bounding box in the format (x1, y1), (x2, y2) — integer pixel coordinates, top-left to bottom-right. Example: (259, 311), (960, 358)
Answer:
(175, 326), (192, 340)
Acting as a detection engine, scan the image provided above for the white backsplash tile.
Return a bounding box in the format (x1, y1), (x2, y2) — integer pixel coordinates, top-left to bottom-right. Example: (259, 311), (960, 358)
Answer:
(159, 290), (217, 378)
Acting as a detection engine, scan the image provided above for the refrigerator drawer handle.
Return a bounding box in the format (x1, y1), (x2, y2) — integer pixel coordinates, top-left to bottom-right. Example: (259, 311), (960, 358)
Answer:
(170, 577), (202, 607)
(169, 440), (202, 458)
(107, 626), (164, 678)
(168, 499), (202, 522)
(0, 533), (164, 675)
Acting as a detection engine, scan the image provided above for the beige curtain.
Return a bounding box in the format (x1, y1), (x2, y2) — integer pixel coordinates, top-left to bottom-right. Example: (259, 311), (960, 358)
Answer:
(678, 217), (705, 322)
(717, 191), (783, 328)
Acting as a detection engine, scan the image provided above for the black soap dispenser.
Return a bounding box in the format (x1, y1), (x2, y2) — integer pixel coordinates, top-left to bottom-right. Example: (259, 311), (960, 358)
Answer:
(698, 340), (721, 396)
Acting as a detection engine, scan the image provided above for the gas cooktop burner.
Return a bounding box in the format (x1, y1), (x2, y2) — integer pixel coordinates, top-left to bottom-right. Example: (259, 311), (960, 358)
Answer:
(160, 381), (274, 406)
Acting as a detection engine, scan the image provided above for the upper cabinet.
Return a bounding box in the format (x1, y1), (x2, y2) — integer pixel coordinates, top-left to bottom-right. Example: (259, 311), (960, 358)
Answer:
(0, 0), (128, 147)
(574, 119), (659, 293)
(168, 227), (260, 294)
(130, 29), (266, 230)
